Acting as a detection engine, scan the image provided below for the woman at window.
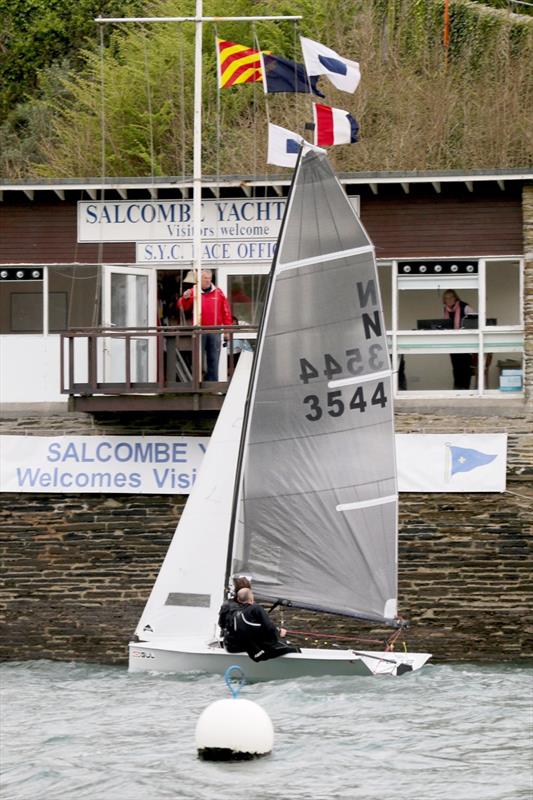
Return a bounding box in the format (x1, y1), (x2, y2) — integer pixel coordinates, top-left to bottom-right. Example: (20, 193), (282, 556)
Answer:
(443, 289), (475, 390)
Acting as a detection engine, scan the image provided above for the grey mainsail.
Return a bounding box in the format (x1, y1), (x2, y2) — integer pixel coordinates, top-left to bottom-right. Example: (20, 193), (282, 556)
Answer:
(231, 145), (398, 625)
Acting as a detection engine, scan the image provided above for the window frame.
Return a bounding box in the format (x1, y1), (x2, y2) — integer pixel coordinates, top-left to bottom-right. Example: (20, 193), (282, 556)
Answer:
(380, 256), (525, 398)
(0, 264), (105, 336)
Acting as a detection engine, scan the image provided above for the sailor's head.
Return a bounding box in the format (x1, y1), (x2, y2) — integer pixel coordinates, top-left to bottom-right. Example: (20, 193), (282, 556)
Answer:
(237, 587), (254, 604)
(233, 575), (251, 593)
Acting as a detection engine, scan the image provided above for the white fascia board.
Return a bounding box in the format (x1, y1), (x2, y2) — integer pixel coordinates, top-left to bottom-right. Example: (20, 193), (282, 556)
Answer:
(1, 171), (531, 197)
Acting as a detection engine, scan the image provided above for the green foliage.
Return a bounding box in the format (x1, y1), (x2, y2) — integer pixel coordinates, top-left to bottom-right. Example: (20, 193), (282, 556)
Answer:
(0, 0), (146, 118)
(1, 0), (532, 179)
(469, 0), (532, 13)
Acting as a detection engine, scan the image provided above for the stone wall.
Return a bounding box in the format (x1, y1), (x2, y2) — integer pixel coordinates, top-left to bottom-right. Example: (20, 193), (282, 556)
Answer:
(1, 406), (531, 665)
(523, 185), (533, 401)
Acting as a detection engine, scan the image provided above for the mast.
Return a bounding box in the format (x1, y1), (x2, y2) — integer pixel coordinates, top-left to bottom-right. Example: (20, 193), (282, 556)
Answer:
(193, 0), (203, 324)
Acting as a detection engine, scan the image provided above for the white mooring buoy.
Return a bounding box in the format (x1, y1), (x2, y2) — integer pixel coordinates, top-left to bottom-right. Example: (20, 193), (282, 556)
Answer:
(195, 665), (274, 761)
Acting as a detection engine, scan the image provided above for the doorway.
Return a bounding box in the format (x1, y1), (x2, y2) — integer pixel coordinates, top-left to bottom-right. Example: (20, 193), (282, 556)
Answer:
(102, 265), (157, 383)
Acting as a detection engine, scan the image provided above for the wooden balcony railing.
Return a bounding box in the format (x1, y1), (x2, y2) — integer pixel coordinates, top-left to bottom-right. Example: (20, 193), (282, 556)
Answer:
(60, 325), (256, 410)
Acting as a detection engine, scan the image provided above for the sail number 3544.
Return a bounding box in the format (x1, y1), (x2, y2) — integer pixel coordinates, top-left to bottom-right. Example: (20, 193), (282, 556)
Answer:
(299, 351), (387, 422)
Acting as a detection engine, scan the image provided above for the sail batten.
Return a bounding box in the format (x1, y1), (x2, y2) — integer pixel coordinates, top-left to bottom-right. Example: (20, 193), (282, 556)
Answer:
(329, 369), (392, 388)
(336, 495), (398, 512)
(277, 244), (375, 272)
(231, 145), (398, 625)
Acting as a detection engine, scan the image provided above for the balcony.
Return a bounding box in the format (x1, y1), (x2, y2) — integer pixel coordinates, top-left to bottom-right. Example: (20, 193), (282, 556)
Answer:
(60, 325), (255, 412)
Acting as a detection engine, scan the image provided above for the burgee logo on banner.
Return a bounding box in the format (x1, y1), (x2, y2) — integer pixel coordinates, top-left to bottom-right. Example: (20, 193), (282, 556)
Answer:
(396, 434), (507, 493)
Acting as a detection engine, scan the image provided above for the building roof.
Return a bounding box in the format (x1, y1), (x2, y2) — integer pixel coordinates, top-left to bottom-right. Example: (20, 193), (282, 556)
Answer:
(1, 167), (532, 201)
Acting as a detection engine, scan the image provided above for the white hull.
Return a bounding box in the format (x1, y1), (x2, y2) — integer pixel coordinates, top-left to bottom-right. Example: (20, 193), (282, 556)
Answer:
(128, 638), (431, 680)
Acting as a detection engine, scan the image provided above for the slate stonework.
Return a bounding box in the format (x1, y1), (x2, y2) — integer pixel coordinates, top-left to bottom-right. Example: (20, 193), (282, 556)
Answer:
(523, 185), (533, 401)
(0, 407), (531, 665)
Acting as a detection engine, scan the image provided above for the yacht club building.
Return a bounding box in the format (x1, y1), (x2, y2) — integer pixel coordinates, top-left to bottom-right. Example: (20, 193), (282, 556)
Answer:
(1, 168), (530, 406)
(1, 168), (532, 664)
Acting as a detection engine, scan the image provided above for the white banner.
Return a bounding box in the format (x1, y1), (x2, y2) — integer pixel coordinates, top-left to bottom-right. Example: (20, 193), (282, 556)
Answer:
(0, 436), (210, 495)
(78, 197), (360, 247)
(78, 199), (286, 243)
(396, 433), (507, 492)
(0, 433), (507, 495)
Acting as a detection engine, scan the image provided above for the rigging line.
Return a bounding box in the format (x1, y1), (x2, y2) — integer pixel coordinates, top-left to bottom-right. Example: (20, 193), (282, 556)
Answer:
(214, 23), (221, 208)
(256, 596), (392, 627)
(49, 270), (100, 281)
(386, 627), (406, 650)
(296, 18), (313, 138)
(98, 24), (106, 273)
(253, 27), (270, 213)
(284, 628), (386, 645)
(179, 25), (186, 181)
(292, 20), (299, 136)
(141, 27), (156, 183)
(251, 22), (258, 198)
(93, 265), (102, 328)
(73, 190), (81, 267)
(253, 28), (269, 126)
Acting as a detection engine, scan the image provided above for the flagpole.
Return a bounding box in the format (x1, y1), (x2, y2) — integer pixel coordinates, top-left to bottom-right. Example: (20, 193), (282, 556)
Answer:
(95, 11), (302, 327)
(193, 0), (203, 325)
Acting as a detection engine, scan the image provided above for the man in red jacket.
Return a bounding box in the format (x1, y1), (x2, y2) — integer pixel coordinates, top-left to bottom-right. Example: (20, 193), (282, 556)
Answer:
(177, 269), (233, 381)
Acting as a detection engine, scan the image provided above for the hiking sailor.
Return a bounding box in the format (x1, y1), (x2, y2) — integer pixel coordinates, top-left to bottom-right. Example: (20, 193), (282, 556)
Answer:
(217, 575), (251, 639)
(221, 587), (301, 662)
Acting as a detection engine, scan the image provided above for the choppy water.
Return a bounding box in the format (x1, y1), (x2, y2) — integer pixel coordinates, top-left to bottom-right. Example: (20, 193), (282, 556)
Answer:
(1, 660), (532, 800)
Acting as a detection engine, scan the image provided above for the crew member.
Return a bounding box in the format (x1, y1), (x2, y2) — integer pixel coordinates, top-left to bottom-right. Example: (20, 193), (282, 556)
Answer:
(223, 588), (301, 662)
(218, 575), (251, 639)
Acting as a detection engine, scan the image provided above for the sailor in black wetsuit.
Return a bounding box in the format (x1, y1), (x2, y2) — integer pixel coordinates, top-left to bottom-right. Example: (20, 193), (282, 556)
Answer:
(223, 587), (301, 662)
(218, 575), (252, 642)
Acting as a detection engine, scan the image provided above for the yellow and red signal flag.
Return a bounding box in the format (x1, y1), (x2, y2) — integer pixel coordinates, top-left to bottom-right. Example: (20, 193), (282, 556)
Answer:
(217, 38), (269, 89)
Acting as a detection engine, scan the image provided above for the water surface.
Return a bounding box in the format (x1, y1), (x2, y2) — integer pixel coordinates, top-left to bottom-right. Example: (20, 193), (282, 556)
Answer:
(1, 660), (532, 799)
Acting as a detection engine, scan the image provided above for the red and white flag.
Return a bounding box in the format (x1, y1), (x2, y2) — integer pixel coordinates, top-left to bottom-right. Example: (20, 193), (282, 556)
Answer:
(312, 103), (359, 147)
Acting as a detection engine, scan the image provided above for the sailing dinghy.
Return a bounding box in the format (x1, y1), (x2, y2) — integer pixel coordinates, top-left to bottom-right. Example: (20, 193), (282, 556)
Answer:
(129, 145), (431, 679)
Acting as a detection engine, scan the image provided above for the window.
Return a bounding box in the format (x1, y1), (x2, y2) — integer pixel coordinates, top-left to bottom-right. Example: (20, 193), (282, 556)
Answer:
(48, 266), (100, 331)
(0, 266), (100, 334)
(377, 262), (392, 331)
(486, 260), (521, 326)
(228, 273), (269, 325)
(0, 268), (44, 334)
(378, 258), (524, 397)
